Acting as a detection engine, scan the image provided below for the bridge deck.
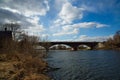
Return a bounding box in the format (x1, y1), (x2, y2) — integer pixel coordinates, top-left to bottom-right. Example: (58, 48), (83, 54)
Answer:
(38, 41), (100, 51)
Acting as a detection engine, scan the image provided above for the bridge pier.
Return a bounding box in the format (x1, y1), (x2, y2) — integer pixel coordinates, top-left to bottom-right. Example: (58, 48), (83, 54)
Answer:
(72, 46), (78, 51)
(89, 45), (96, 50)
(45, 47), (49, 52)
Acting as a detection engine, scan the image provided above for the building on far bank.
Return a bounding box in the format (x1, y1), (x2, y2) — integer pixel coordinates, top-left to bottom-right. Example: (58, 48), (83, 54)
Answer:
(0, 28), (12, 40)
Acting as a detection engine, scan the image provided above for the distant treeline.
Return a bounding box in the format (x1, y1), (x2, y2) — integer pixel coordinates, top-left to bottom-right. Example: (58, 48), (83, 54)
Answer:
(105, 31), (120, 49)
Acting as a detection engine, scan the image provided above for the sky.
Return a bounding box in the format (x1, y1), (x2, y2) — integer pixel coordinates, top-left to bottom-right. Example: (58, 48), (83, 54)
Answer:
(0, 0), (120, 42)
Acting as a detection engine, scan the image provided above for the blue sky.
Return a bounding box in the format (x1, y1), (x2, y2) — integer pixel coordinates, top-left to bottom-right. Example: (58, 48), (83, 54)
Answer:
(0, 0), (120, 41)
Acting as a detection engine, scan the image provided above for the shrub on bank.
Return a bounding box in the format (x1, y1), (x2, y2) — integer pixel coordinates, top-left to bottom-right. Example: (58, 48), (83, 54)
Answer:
(105, 31), (120, 50)
(0, 35), (50, 80)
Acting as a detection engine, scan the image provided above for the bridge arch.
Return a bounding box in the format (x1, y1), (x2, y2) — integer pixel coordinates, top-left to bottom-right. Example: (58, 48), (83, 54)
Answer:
(49, 44), (72, 50)
(38, 41), (99, 51)
(78, 44), (91, 50)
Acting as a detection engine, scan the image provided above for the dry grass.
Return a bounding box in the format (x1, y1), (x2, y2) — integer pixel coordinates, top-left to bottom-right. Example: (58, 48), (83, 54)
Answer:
(0, 35), (51, 80)
(0, 53), (50, 80)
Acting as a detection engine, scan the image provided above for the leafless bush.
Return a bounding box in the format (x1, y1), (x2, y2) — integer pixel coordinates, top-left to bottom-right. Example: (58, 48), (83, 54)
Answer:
(0, 33), (50, 80)
(105, 31), (120, 49)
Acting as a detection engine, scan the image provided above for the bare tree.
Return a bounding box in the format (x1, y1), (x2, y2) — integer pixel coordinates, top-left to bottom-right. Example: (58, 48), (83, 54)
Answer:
(39, 36), (51, 52)
(113, 30), (120, 47)
(105, 30), (120, 49)
(2, 23), (20, 40)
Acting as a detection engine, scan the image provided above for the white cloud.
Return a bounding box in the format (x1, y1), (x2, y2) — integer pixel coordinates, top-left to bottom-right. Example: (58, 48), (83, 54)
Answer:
(0, 0), (49, 37)
(0, 8), (27, 25)
(1, 7), (21, 14)
(73, 22), (108, 28)
(59, 2), (84, 24)
(52, 35), (113, 42)
(26, 16), (40, 26)
(0, 0), (49, 17)
(96, 23), (108, 28)
(76, 35), (113, 42)
(52, 1), (108, 38)
(0, 0), (112, 41)
(53, 1), (85, 27)
(53, 27), (78, 36)
(53, 24), (79, 36)
(23, 16), (46, 36)
(52, 21), (108, 37)
(0, 8), (46, 37)
(51, 1), (85, 37)
(58, 22), (108, 30)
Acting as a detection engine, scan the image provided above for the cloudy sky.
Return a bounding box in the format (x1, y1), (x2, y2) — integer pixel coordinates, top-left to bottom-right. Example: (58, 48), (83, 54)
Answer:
(0, 0), (120, 41)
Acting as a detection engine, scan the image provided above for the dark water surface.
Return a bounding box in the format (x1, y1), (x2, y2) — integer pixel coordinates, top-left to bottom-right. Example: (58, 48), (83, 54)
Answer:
(47, 50), (120, 80)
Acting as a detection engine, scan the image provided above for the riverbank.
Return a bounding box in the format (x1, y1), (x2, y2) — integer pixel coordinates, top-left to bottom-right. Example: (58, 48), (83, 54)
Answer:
(0, 34), (52, 80)
(0, 52), (51, 80)
(96, 47), (120, 51)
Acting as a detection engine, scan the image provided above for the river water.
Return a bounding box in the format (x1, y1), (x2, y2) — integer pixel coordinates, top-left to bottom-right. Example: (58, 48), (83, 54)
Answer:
(47, 50), (120, 80)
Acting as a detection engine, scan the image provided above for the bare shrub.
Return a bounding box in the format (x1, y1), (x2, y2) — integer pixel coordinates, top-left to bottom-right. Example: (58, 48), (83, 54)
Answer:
(105, 30), (120, 49)
(0, 33), (50, 80)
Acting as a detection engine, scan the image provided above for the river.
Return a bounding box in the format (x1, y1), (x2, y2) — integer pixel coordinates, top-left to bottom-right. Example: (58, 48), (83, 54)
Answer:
(47, 50), (120, 80)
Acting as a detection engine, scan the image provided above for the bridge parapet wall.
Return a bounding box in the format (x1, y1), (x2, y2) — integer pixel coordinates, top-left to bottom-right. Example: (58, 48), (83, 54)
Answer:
(38, 42), (99, 51)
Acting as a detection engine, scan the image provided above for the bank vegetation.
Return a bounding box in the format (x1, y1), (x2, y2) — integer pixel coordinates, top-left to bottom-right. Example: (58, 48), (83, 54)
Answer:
(0, 33), (50, 80)
(104, 31), (120, 50)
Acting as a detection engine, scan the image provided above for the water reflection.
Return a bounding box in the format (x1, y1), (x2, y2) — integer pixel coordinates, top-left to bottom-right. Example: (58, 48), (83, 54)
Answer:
(47, 50), (120, 80)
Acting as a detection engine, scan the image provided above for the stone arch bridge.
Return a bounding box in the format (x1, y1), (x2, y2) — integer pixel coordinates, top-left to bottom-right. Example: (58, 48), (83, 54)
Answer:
(38, 41), (100, 51)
